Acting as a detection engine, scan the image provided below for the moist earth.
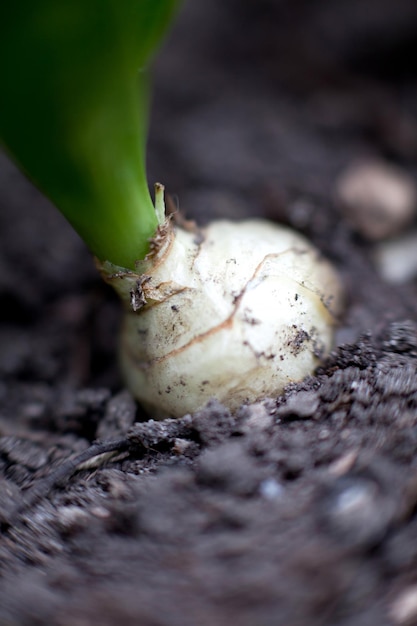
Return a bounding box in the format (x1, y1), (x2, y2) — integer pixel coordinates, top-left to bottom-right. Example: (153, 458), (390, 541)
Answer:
(2, 1), (417, 624)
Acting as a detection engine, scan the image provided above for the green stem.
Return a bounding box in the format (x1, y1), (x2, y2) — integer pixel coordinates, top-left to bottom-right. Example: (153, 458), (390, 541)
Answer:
(0, 0), (180, 269)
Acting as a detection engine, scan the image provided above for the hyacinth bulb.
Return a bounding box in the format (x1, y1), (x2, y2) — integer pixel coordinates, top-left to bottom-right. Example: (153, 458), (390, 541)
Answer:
(100, 218), (343, 418)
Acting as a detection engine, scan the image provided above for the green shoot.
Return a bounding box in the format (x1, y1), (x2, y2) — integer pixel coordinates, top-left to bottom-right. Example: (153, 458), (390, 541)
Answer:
(0, 0), (180, 269)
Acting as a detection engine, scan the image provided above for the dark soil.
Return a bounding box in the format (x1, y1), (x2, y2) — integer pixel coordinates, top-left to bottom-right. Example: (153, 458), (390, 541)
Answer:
(2, 1), (417, 624)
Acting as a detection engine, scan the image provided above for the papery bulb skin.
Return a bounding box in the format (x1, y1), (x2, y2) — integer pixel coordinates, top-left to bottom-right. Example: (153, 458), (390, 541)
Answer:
(101, 219), (343, 418)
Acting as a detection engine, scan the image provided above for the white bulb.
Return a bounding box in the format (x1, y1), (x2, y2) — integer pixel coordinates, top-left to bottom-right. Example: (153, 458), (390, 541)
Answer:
(101, 219), (342, 418)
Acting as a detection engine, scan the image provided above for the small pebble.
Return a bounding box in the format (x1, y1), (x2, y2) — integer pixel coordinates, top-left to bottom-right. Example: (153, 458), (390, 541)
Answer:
(391, 585), (417, 625)
(373, 231), (417, 284)
(57, 505), (89, 531)
(319, 469), (398, 549)
(259, 478), (284, 500)
(336, 159), (417, 240)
